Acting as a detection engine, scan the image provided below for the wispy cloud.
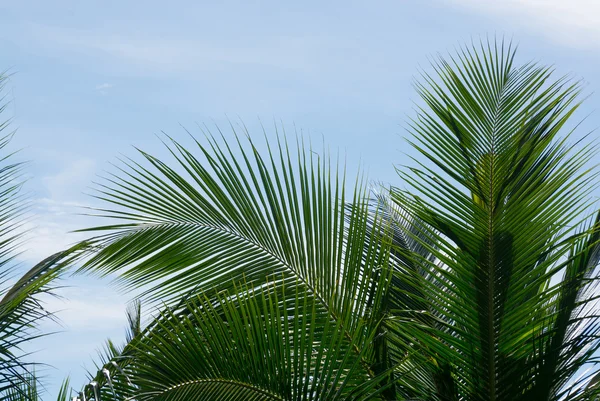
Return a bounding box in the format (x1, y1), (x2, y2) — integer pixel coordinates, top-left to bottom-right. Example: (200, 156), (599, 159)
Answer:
(42, 157), (96, 199)
(25, 23), (352, 77)
(445, 0), (600, 48)
(95, 82), (114, 95)
(19, 205), (88, 263)
(40, 286), (127, 331)
(17, 158), (97, 263)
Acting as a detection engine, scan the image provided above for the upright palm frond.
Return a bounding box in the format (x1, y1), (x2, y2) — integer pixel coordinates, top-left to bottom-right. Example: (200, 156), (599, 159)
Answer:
(82, 300), (144, 391)
(366, 190), (444, 399)
(124, 300), (141, 343)
(388, 39), (600, 400)
(72, 301), (144, 401)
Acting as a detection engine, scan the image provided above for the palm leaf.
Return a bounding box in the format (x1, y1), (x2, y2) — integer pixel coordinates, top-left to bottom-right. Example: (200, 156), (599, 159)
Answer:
(81, 282), (393, 401)
(3, 374), (72, 401)
(76, 126), (395, 385)
(389, 38), (600, 400)
(0, 245), (88, 399)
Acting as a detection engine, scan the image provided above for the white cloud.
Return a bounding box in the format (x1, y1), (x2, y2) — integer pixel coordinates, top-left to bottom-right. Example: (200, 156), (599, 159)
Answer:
(16, 158), (98, 263)
(42, 157), (96, 199)
(19, 210), (87, 263)
(446, 0), (600, 48)
(40, 286), (127, 330)
(95, 83), (113, 90)
(95, 82), (114, 95)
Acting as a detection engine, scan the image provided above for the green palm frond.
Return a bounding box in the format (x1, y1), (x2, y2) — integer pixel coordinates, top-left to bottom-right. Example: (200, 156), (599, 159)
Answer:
(0, 74), (32, 397)
(77, 127), (395, 374)
(3, 374), (72, 401)
(92, 300), (143, 371)
(124, 299), (141, 343)
(0, 246), (88, 399)
(82, 299), (144, 398)
(73, 40), (600, 401)
(74, 126), (401, 400)
(83, 283), (392, 401)
(389, 39), (600, 400)
(367, 190), (446, 399)
(2, 374), (38, 401)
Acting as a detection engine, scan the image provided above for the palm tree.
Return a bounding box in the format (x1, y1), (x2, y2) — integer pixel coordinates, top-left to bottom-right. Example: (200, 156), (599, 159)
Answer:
(0, 74), (83, 400)
(76, 41), (600, 400)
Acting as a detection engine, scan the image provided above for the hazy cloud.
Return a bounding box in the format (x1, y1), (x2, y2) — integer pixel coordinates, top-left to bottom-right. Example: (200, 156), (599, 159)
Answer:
(95, 82), (114, 94)
(40, 288), (127, 331)
(19, 203), (88, 263)
(26, 24), (357, 77)
(42, 157), (96, 199)
(17, 158), (98, 263)
(446, 0), (600, 48)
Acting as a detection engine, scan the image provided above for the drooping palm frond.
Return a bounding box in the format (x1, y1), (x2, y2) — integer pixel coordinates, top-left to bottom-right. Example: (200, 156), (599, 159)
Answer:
(0, 248), (85, 398)
(81, 282), (393, 401)
(388, 39), (600, 400)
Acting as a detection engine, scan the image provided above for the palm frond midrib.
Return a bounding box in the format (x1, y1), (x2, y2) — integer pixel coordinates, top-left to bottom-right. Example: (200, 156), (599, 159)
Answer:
(150, 377), (286, 401)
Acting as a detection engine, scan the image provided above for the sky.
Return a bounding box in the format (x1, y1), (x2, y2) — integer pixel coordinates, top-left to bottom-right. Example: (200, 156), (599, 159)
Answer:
(1, 0), (600, 398)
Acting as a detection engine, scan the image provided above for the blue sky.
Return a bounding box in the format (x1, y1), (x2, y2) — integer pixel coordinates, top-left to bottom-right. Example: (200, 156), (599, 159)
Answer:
(2, 0), (600, 398)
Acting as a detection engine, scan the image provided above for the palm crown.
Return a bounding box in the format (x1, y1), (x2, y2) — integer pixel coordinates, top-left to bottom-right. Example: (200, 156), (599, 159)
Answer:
(63, 41), (600, 401)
